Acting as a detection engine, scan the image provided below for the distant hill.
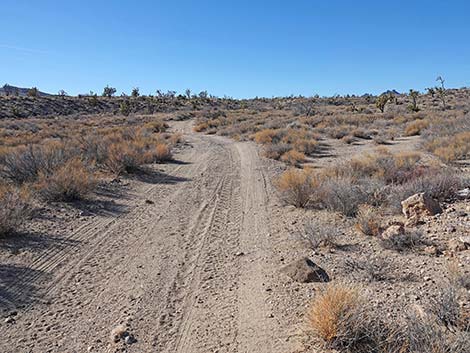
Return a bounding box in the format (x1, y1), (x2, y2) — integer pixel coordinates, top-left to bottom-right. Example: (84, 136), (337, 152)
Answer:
(0, 84), (52, 97)
(382, 89), (401, 96)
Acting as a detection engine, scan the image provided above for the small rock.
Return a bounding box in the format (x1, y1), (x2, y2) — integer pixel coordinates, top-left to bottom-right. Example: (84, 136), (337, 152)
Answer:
(145, 199), (154, 205)
(235, 251), (245, 257)
(281, 257), (330, 283)
(447, 239), (467, 252)
(457, 188), (470, 199)
(110, 324), (128, 343)
(459, 236), (470, 246)
(124, 335), (136, 345)
(4, 317), (14, 324)
(423, 245), (439, 256)
(381, 223), (405, 241)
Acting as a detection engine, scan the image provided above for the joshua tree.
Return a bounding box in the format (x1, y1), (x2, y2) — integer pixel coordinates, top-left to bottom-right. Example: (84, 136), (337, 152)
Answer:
(185, 89), (191, 99)
(2, 84), (13, 96)
(300, 97), (316, 116)
(27, 87), (39, 97)
(375, 94), (390, 113)
(408, 89), (420, 112)
(102, 85), (116, 97)
(119, 100), (131, 116)
(198, 90), (209, 99)
(131, 87), (140, 98)
(58, 89), (68, 97)
(426, 87), (436, 97)
(435, 76), (447, 109)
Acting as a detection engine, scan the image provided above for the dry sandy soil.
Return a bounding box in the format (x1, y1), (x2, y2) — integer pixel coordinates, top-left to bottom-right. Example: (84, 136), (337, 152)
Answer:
(0, 120), (295, 353)
(1, 119), (469, 353)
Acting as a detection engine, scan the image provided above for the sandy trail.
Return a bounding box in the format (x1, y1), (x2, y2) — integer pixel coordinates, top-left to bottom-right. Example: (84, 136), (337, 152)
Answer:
(1, 123), (289, 353)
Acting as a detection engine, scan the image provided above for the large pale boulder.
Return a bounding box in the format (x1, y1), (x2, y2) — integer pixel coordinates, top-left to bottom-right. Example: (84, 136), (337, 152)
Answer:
(401, 193), (442, 225)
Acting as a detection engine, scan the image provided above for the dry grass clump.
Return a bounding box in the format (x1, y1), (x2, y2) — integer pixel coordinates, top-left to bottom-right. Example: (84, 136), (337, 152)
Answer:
(446, 261), (470, 290)
(275, 168), (319, 207)
(252, 127), (319, 162)
(276, 148), (463, 216)
(308, 283), (362, 348)
(302, 220), (340, 249)
(36, 158), (96, 201)
(280, 150), (306, 166)
(378, 230), (422, 252)
(355, 205), (381, 236)
(307, 283), (401, 352)
(143, 120), (168, 133)
(103, 142), (145, 175)
(308, 282), (470, 353)
(421, 114), (470, 163)
(0, 185), (32, 236)
(404, 119), (429, 136)
(431, 131), (470, 163)
(153, 143), (172, 162)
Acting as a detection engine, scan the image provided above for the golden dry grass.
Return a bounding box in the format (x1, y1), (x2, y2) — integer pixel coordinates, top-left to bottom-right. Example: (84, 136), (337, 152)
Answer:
(308, 283), (361, 346)
(36, 158), (96, 201)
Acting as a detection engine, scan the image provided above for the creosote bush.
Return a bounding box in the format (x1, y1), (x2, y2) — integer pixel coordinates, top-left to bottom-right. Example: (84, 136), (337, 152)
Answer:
(36, 158), (96, 201)
(0, 185), (32, 236)
(302, 220), (340, 249)
(275, 168), (319, 207)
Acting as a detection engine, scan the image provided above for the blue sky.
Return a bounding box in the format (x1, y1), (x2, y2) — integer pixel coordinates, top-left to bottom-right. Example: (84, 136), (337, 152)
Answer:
(2, 0), (470, 97)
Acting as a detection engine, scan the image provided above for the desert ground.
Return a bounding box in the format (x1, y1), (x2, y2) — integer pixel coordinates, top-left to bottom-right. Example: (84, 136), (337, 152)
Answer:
(0, 89), (469, 353)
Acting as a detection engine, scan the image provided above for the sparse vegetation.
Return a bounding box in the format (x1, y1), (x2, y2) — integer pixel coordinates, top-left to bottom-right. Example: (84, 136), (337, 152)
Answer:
(36, 158), (96, 201)
(0, 185), (31, 236)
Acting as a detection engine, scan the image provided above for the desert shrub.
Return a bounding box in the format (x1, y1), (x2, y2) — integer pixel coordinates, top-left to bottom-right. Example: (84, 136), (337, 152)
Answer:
(119, 100), (131, 116)
(253, 128), (279, 144)
(103, 142), (143, 175)
(429, 284), (467, 330)
(327, 150), (423, 185)
(404, 119), (429, 136)
(355, 205), (381, 236)
(275, 168), (319, 207)
(280, 150), (306, 166)
(328, 125), (350, 139)
(405, 310), (470, 353)
(264, 143), (291, 160)
(388, 171), (463, 212)
(344, 257), (394, 282)
(193, 122), (209, 132)
(447, 261), (470, 290)
(342, 135), (356, 144)
(0, 142), (77, 184)
(144, 120), (169, 133)
(78, 134), (111, 165)
(351, 128), (371, 139)
(0, 185), (32, 236)
(319, 177), (370, 217)
(421, 115), (470, 163)
(153, 143), (172, 162)
(36, 158), (96, 201)
(379, 230), (422, 252)
(302, 220), (340, 249)
(308, 283), (362, 348)
(307, 283), (400, 352)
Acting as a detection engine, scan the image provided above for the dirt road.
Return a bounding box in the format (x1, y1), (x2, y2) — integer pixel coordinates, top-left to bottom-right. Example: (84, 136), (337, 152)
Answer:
(1, 123), (292, 353)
